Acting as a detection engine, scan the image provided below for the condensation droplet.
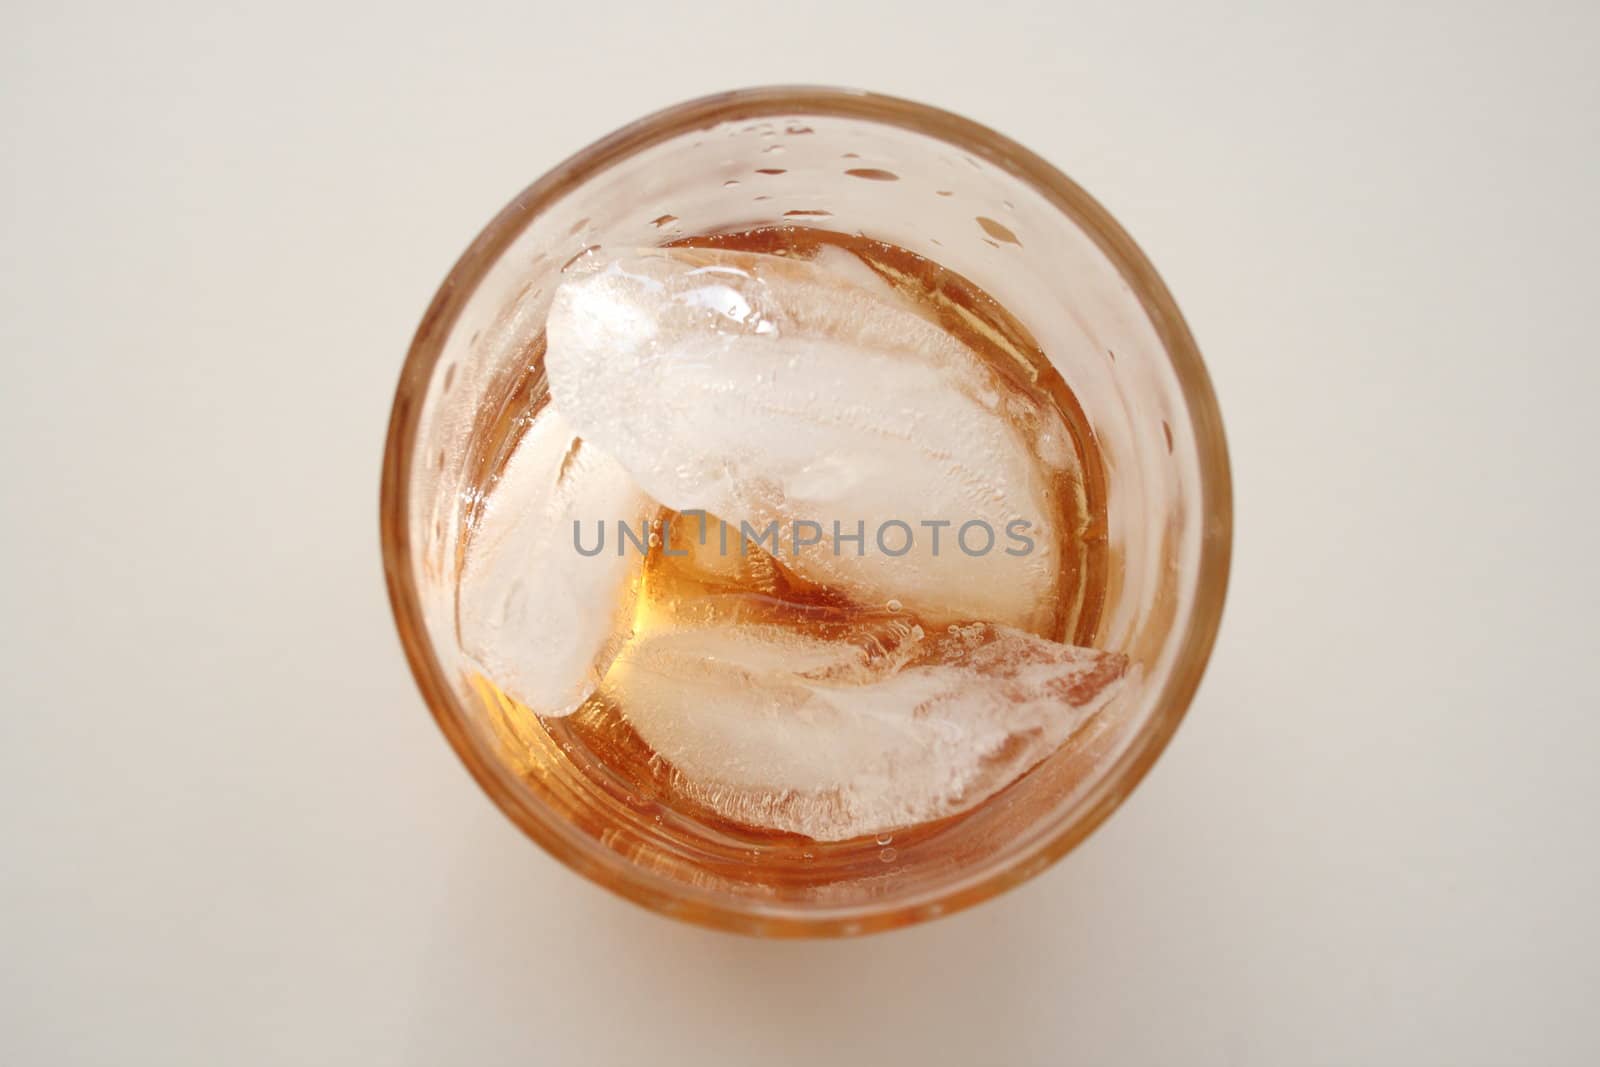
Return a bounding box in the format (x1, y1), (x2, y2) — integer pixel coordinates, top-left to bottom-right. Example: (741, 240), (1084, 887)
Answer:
(650, 213), (678, 228)
(875, 832), (895, 846)
(723, 179), (741, 188)
(886, 599), (903, 613)
(1162, 420), (1174, 454)
(976, 216), (1022, 246)
(783, 208), (833, 218)
(755, 167), (787, 175)
(845, 168), (899, 182)
(879, 847), (898, 863)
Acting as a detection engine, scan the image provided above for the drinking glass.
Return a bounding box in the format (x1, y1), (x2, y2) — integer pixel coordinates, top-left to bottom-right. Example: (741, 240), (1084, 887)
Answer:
(380, 86), (1232, 936)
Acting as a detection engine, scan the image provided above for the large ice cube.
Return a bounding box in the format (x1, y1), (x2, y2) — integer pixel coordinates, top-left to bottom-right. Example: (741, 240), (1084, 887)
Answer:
(459, 408), (656, 715)
(604, 617), (1128, 841)
(544, 248), (1068, 633)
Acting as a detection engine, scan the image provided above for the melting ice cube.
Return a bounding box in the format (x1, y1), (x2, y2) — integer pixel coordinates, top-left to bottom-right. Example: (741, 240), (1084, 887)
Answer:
(544, 247), (1070, 633)
(459, 408), (656, 715)
(604, 618), (1128, 841)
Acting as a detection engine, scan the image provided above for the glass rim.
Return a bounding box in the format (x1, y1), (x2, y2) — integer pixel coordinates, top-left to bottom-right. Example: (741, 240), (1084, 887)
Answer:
(380, 85), (1233, 937)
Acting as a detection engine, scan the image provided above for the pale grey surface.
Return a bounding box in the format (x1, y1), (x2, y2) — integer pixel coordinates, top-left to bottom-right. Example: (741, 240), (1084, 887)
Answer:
(3, 2), (1598, 1064)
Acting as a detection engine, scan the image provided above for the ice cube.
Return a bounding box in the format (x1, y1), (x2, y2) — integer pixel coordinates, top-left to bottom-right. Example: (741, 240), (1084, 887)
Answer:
(544, 248), (1067, 633)
(459, 407), (656, 715)
(603, 617), (1128, 841)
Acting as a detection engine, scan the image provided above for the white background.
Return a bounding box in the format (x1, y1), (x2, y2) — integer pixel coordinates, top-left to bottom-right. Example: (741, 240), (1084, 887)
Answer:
(4, 2), (1598, 1064)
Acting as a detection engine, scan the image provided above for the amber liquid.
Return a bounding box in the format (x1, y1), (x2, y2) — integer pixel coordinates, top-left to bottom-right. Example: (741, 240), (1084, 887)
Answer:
(461, 227), (1109, 886)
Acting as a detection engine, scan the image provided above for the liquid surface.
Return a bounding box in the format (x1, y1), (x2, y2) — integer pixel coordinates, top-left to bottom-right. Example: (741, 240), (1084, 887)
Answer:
(458, 227), (1120, 849)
